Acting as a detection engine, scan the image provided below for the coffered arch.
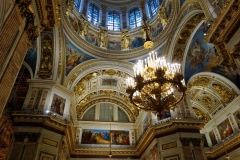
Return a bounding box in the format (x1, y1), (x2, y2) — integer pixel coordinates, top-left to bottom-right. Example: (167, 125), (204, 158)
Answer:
(187, 72), (240, 118)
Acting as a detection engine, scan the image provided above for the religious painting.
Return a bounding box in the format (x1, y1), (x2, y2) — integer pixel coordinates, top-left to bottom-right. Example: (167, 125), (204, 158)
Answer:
(131, 35), (144, 49)
(81, 129), (129, 145)
(184, 22), (236, 84)
(85, 30), (98, 46)
(217, 118), (233, 140)
(51, 94), (66, 116)
(108, 37), (121, 50)
(151, 22), (163, 38)
(163, 154), (180, 160)
(24, 40), (37, 75)
(233, 109), (240, 128)
(102, 79), (117, 86)
(209, 130), (217, 146)
(143, 115), (150, 133)
(65, 37), (95, 75)
(68, 13), (78, 32)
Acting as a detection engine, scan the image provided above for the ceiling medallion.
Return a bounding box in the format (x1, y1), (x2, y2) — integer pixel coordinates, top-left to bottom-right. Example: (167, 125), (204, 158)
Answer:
(126, 39), (186, 119)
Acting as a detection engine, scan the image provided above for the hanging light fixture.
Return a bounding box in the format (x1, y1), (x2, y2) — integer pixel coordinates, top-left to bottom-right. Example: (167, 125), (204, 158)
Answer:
(126, 23), (186, 119)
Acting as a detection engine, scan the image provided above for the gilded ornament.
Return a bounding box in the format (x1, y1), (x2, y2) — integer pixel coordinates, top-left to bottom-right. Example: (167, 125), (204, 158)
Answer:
(193, 108), (210, 121)
(37, 35), (53, 79)
(99, 27), (108, 47)
(173, 48), (184, 62)
(190, 77), (211, 87)
(121, 30), (130, 49)
(78, 17), (89, 37)
(201, 96), (212, 107)
(212, 83), (234, 103)
(158, 5), (168, 26)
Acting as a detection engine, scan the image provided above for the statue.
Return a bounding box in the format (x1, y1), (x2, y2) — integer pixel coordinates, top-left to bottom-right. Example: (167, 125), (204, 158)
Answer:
(99, 27), (108, 47)
(158, 6), (168, 26)
(78, 17), (89, 37)
(141, 22), (151, 42)
(121, 30), (130, 49)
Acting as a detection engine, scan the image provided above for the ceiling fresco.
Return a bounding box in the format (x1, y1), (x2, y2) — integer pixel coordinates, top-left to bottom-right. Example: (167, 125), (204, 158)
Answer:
(184, 22), (237, 85)
(65, 36), (96, 76)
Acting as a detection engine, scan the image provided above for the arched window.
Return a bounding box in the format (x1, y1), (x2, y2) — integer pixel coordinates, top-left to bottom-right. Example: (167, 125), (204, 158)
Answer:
(100, 103), (114, 121)
(118, 107), (129, 122)
(74, 0), (81, 12)
(87, 3), (100, 25)
(129, 7), (142, 29)
(148, 0), (160, 18)
(83, 106), (95, 121)
(107, 11), (121, 31)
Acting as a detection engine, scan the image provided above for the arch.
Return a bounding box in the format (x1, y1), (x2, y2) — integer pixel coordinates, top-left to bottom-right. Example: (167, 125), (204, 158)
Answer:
(77, 97), (136, 121)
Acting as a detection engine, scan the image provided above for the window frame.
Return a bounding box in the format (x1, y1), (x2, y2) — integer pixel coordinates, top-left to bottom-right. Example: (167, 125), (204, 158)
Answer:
(74, 0), (82, 12)
(87, 2), (100, 26)
(107, 10), (121, 31)
(128, 7), (142, 29)
(147, 0), (160, 18)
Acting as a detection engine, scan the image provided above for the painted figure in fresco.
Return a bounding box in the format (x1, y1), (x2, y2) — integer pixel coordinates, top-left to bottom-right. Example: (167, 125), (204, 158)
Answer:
(186, 39), (209, 71)
(69, 14), (78, 31)
(86, 32), (98, 46)
(66, 47), (81, 68)
(131, 37), (144, 49)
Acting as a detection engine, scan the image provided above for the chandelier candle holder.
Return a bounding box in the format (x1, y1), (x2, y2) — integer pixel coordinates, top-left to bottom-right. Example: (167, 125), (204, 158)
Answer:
(126, 51), (187, 119)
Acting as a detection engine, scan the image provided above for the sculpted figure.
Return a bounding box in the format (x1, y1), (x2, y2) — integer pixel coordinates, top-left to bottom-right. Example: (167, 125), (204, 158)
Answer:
(121, 31), (130, 49)
(99, 27), (108, 47)
(79, 18), (89, 37)
(158, 6), (168, 26)
(141, 22), (151, 42)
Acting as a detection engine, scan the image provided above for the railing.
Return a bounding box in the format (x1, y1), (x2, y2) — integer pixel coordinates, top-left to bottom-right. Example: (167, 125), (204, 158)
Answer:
(11, 108), (72, 123)
(135, 113), (205, 146)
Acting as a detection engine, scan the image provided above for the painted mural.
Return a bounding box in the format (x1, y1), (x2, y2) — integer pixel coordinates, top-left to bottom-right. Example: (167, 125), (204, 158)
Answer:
(65, 37), (95, 75)
(108, 37), (121, 50)
(69, 13), (78, 32)
(217, 118), (233, 140)
(24, 40), (37, 75)
(151, 22), (163, 38)
(184, 22), (236, 84)
(85, 30), (98, 46)
(81, 129), (130, 145)
(209, 130), (217, 146)
(51, 94), (66, 116)
(234, 109), (240, 128)
(143, 115), (151, 133)
(131, 35), (144, 49)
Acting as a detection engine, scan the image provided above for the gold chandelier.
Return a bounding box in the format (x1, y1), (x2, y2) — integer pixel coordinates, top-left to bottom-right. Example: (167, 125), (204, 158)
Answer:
(126, 46), (186, 119)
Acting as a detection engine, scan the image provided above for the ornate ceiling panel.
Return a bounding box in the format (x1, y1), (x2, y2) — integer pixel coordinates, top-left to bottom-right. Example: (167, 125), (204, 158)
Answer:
(188, 73), (238, 117)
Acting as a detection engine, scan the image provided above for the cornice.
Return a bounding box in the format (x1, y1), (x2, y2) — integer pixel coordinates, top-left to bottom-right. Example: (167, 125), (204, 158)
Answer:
(205, 131), (240, 158)
(27, 79), (73, 96)
(64, 59), (133, 87)
(204, 0), (239, 43)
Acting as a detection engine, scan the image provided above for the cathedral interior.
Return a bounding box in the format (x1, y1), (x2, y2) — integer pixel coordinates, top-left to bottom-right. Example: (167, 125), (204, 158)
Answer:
(0, 0), (240, 159)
